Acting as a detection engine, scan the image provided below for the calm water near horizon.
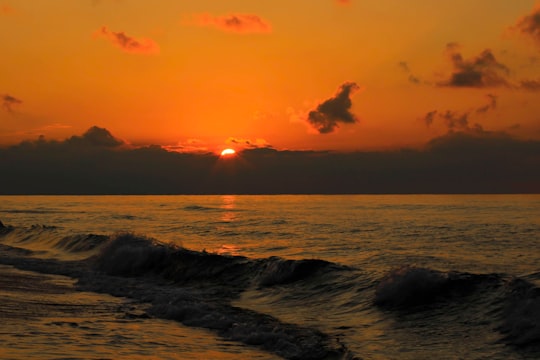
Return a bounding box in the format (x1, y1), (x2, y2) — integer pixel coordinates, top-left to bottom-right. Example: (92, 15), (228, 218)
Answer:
(0, 195), (539, 359)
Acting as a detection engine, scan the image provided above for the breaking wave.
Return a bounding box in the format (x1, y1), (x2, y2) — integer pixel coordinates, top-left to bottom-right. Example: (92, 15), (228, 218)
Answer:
(1, 221), (539, 358)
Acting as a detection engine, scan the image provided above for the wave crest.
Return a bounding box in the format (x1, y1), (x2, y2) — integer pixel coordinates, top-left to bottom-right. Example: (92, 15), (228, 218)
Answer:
(375, 265), (501, 308)
(95, 233), (177, 276)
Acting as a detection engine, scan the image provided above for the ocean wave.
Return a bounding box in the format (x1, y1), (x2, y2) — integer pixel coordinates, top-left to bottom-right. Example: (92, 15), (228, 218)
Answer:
(0, 225), (354, 359)
(256, 257), (346, 287)
(375, 265), (540, 350)
(0, 209), (68, 214)
(374, 265), (502, 308)
(183, 204), (243, 213)
(498, 278), (540, 348)
(1, 221), (539, 357)
(92, 232), (349, 291)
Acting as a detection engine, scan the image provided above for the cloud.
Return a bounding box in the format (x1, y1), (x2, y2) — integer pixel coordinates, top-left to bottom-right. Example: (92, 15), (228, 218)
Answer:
(475, 94), (498, 114)
(96, 26), (160, 54)
(398, 61), (421, 84)
(512, 4), (540, 47)
(439, 44), (510, 88)
(518, 79), (540, 91)
(335, 0), (352, 5)
(162, 139), (210, 154)
(423, 94), (498, 131)
(424, 110), (478, 132)
(189, 13), (272, 34)
(226, 137), (271, 150)
(398, 61), (410, 72)
(62, 126), (125, 148)
(307, 82), (360, 134)
(423, 110), (438, 127)
(2, 94), (22, 112)
(1, 127), (539, 194)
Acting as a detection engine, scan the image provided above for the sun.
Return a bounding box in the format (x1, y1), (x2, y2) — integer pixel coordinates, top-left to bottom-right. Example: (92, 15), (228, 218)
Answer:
(220, 148), (236, 157)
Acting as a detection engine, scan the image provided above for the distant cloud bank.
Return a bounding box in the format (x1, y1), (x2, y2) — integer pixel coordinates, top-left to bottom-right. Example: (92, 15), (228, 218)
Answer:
(1, 126), (538, 194)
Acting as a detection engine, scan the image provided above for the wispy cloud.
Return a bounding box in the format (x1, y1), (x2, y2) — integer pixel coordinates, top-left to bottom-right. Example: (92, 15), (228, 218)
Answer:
(423, 93), (501, 132)
(511, 4), (540, 47)
(308, 82), (360, 134)
(2, 94), (22, 112)
(438, 43), (510, 88)
(188, 13), (272, 34)
(518, 79), (540, 91)
(476, 94), (498, 114)
(398, 61), (421, 84)
(95, 26), (160, 54)
(162, 139), (209, 154)
(226, 137), (271, 150)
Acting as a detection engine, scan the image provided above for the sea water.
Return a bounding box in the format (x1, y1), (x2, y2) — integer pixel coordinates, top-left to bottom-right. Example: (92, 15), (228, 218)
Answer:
(0, 195), (539, 359)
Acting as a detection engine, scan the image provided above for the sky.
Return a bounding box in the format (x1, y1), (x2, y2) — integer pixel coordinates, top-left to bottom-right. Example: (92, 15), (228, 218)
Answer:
(1, 1), (540, 194)
(1, 0), (540, 153)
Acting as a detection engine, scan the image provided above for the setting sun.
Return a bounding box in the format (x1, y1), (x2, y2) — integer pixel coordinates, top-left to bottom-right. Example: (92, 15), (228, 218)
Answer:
(220, 148), (236, 157)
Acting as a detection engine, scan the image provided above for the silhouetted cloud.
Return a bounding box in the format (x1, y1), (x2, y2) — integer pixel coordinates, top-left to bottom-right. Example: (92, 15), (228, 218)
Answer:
(189, 13), (272, 34)
(512, 4), (540, 47)
(518, 79), (540, 91)
(439, 44), (509, 88)
(226, 137), (271, 150)
(1, 127), (538, 194)
(68, 126), (124, 147)
(476, 94), (498, 114)
(2, 94), (22, 112)
(96, 26), (160, 54)
(162, 139), (209, 154)
(398, 61), (421, 84)
(308, 82), (360, 134)
(424, 110), (476, 131)
(423, 110), (438, 127)
(398, 61), (410, 72)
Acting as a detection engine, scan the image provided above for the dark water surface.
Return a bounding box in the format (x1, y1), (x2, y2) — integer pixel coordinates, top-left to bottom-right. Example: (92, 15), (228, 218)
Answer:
(0, 195), (539, 359)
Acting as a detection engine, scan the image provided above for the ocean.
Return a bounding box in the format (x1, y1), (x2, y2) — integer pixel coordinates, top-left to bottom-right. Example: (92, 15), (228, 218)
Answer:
(0, 195), (539, 359)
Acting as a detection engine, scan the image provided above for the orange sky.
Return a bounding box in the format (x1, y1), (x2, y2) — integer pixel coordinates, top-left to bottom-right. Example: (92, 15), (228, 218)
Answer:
(1, 0), (540, 153)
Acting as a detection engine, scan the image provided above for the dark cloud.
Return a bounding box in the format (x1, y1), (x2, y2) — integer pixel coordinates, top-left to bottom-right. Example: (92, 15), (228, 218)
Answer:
(190, 13), (272, 34)
(432, 110), (469, 131)
(439, 44), (510, 88)
(423, 111), (438, 127)
(1, 127), (538, 194)
(226, 137), (271, 150)
(308, 82), (360, 134)
(518, 79), (540, 91)
(398, 61), (410, 72)
(2, 94), (22, 112)
(423, 101), (495, 132)
(476, 94), (498, 114)
(398, 61), (421, 84)
(70, 126), (124, 147)
(408, 75), (421, 84)
(512, 5), (540, 47)
(96, 26), (160, 54)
